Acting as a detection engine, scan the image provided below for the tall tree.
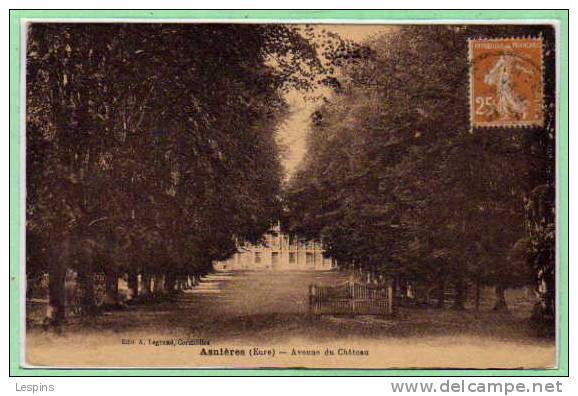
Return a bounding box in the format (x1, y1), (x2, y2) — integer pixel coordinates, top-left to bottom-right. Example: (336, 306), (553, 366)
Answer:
(284, 25), (555, 318)
(26, 23), (327, 324)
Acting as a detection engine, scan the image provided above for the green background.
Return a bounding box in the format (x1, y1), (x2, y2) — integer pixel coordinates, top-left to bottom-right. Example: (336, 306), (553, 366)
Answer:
(9, 9), (569, 377)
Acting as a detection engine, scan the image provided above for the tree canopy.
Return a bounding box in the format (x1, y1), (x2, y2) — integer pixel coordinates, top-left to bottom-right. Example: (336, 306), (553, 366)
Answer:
(283, 25), (556, 314)
(26, 23), (340, 321)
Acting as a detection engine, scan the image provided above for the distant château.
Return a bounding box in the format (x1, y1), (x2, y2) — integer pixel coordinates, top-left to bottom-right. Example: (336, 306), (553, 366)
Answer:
(215, 224), (335, 271)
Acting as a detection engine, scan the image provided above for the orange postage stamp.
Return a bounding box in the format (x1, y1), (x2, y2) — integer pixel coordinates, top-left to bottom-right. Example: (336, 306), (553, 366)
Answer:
(469, 38), (544, 128)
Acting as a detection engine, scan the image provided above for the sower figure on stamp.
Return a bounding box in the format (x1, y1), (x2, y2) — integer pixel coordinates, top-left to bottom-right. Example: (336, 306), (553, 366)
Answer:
(483, 53), (533, 121)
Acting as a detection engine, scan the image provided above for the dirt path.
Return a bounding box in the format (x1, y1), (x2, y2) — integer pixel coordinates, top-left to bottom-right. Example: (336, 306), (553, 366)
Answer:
(26, 270), (556, 369)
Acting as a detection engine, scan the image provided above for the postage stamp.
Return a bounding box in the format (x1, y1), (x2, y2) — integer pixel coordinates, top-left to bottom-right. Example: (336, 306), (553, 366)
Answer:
(469, 38), (544, 128)
(17, 19), (560, 372)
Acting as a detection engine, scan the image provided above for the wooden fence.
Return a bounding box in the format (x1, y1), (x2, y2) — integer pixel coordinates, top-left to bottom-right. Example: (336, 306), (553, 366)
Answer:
(308, 280), (394, 317)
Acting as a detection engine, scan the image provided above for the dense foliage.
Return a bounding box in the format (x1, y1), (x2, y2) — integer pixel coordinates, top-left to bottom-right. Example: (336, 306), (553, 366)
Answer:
(284, 25), (556, 321)
(26, 24), (557, 331)
(26, 23), (331, 323)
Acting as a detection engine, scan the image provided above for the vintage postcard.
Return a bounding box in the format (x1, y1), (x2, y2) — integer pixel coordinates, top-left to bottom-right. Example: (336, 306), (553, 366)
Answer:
(17, 16), (562, 371)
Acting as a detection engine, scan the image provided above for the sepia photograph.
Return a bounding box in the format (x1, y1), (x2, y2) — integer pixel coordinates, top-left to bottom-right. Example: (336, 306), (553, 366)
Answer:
(21, 19), (559, 369)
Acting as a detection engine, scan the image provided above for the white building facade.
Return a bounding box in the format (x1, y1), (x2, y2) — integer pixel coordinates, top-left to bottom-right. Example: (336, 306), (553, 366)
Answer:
(215, 226), (335, 271)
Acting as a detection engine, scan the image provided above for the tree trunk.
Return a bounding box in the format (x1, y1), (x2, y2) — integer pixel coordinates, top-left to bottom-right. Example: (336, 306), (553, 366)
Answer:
(475, 278), (481, 311)
(153, 274), (164, 294)
(541, 269), (556, 317)
(452, 276), (466, 310)
(77, 265), (97, 315)
(104, 271), (119, 305)
(141, 273), (152, 295)
(531, 267), (555, 333)
(391, 276), (399, 317)
(165, 272), (176, 293)
(493, 284), (508, 311)
(127, 269), (138, 300)
(45, 236), (71, 328)
(544, 271), (556, 318)
(46, 262), (66, 327)
(436, 277), (445, 309)
(26, 273), (35, 300)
